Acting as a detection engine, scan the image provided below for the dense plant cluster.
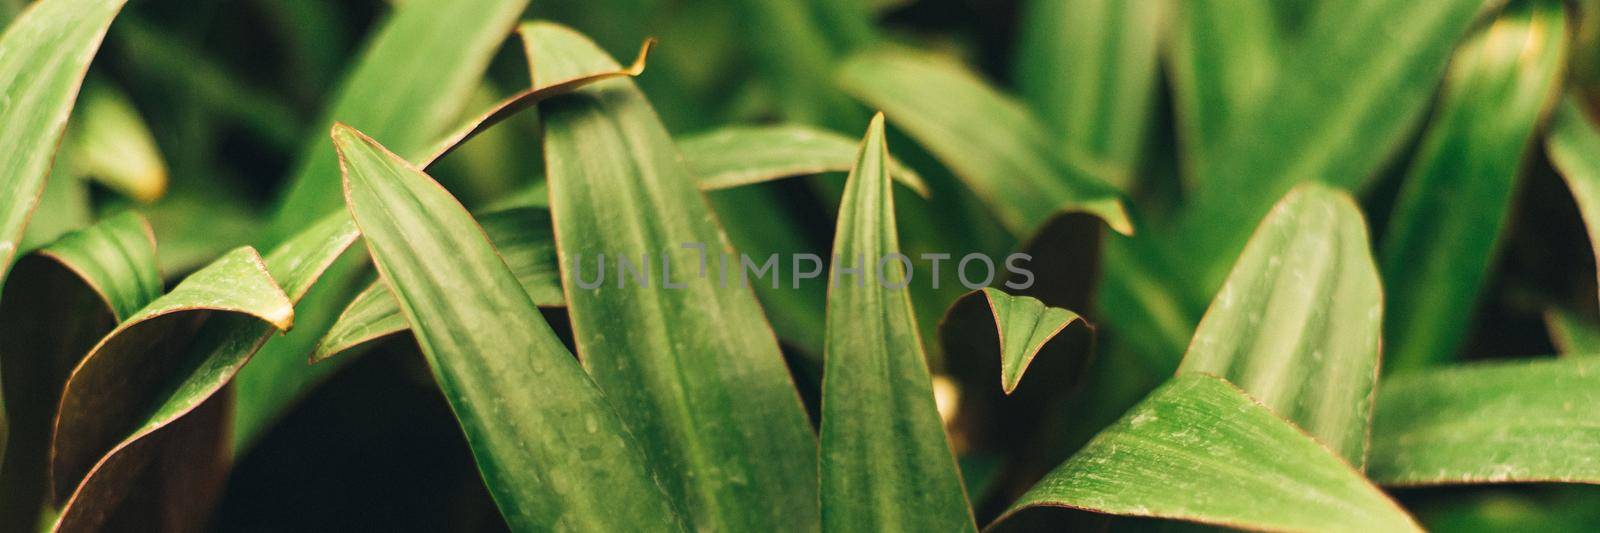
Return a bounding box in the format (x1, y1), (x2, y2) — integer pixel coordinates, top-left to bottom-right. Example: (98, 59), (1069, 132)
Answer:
(2, 0), (1599, 531)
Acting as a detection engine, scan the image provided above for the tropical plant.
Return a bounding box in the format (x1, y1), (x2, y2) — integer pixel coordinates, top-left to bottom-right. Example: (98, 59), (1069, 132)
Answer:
(1, 0), (1599, 531)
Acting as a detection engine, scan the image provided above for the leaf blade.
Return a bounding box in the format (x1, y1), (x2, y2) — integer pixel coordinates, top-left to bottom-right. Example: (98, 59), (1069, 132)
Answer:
(530, 22), (820, 531)
(819, 114), (974, 532)
(335, 123), (685, 531)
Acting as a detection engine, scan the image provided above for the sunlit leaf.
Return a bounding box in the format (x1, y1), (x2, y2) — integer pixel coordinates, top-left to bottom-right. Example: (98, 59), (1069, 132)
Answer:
(69, 80), (167, 203)
(944, 288), (1090, 395)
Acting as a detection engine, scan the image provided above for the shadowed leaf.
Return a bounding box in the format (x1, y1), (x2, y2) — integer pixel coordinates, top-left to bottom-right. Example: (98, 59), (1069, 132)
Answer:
(0, 213), (158, 531)
(1547, 96), (1600, 308)
(50, 246), (293, 531)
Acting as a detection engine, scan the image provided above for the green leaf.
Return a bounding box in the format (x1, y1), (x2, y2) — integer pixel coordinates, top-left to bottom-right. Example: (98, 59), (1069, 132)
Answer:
(229, 16), (650, 452)
(680, 124), (927, 195)
(945, 288), (1090, 395)
(1381, 1), (1568, 372)
(838, 49), (1131, 238)
(1179, 183), (1382, 467)
(530, 22), (819, 531)
(819, 114), (974, 532)
(0, 212), (158, 531)
(996, 374), (1420, 532)
(1547, 96), (1600, 307)
(1014, 0), (1162, 189)
(1369, 357), (1600, 485)
(1174, 0), (1495, 297)
(70, 80), (167, 203)
(0, 0), (128, 283)
(311, 206), (562, 362)
(51, 214), (358, 532)
(263, 0), (532, 244)
(335, 123), (685, 531)
(50, 246), (294, 530)
(1166, 0), (1281, 185)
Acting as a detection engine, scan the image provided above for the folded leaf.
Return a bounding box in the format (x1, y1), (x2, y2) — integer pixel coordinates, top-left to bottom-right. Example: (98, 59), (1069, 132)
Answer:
(1180, 183), (1382, 467)
(312, 206), (562, 362)
(681, 124), (927, 194)
(1015, 0), (1162, 190)
(838, 49), (1131, 238)
(335, 123), (685, 530)
(945, 288), (1090, 395)
(0, 0), (127, 280)
(50, 246), (293, 531)
(820, 114), (974, 532)
(530, 22), (819, 531)
(0, 213), (158, 531)
(1369, 357), (1600, 486)
(996, 374), (1420, 532)
(1381, 1), (1567, 372)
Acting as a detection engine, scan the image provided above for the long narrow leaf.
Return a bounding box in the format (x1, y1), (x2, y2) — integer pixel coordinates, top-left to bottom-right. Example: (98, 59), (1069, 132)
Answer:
(681, 124), (926, 194)
(530, 22), (819, 531)
(1381, 1), (1567, 372)
(1014, 0), (1162, 189)
(838, 49), (1131, 238)
(1175, 0), (1495, 297)
(312, 206), (561, 362)
(820, 114), (974, 532)
(335, 123), (685, 530)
